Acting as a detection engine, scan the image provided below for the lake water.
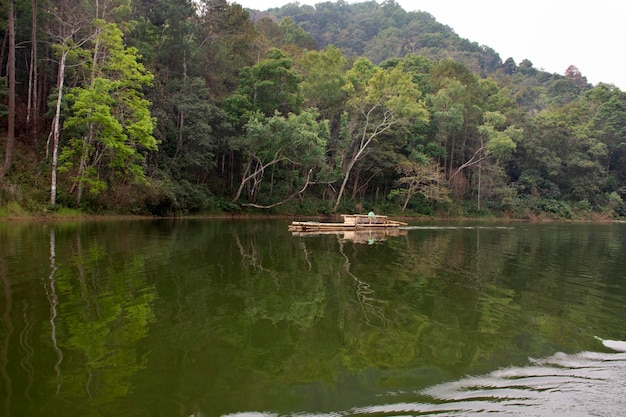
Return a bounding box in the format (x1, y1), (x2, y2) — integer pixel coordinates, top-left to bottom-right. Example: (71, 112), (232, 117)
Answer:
(1, 219), (625, 416)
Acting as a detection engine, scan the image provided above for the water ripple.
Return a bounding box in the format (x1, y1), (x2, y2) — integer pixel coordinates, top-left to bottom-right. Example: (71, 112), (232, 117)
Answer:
(355, 347), (626, 416)
(226, 342), (626, 417)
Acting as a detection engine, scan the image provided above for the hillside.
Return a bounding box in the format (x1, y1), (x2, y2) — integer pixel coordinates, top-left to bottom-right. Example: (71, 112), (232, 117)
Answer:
(252, 0), (592, 109)
(264, 1), (500, 74)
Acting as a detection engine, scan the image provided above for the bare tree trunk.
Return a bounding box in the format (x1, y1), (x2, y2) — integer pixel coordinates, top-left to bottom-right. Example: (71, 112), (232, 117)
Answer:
(75, 129), (91, 205)
(477, 138), (483, 211)
(351, 170), (360, 201)
(2, 0), (16, 177)
(333, 157), (356, 212)
(0, 29), (7, 77)
(448, 134), (456, 179)
(232, 153), (285, 204)
(242, 169), (315, 209)
(232, 158), (253, 203)
(172, 109), (184, 166)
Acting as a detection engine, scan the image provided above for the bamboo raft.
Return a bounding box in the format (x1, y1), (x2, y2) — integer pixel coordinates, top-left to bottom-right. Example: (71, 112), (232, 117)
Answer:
(288, 214), (407, 232)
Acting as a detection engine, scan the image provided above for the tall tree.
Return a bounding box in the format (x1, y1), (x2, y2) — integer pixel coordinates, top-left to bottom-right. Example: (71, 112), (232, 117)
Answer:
(470, 111), (520, 210)
(231, 109), (328, 205)
(2, 0), (15, 178)
(226, 48), (303, 120)
(586, 85), (626, 180)
(279, 16), (317, 51)
(59, 22), (157, 204)
(129, 0), (195, 79)
(195, 0), (258, 97)
(168, 76), (223, 184)
(296, 45), (348, 124)
(430, 79), (465, 177)
(429, 61), (483, 178)
(392, 157), (448, 212)
(26, 0), (39, 149)
(45, 0), (95, 206)
(333, 59), (428, 211)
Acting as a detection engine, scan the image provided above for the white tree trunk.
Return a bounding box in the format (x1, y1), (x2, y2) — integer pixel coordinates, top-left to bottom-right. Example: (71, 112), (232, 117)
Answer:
(50, 52), (67, 206)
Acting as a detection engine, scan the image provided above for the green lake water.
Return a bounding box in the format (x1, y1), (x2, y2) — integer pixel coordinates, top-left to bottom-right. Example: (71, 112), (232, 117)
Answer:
(1, 219), (625, 416)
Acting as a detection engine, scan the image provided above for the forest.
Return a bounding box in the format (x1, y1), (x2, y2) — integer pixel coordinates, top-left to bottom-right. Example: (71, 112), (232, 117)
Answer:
(1, 0), (626, 219)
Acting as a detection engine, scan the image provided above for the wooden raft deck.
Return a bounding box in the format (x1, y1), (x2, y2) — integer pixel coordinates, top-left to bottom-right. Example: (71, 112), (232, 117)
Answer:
(288, 214), (407, 232)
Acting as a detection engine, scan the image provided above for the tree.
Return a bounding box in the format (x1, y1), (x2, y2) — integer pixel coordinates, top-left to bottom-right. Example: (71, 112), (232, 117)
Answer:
(430, 79), (465, 177)
(333, 58), (428, 212)
(279, 16), (317, 50)
(59, 22), (157, 204)
(586, 85), (626, 181)
(429, 60), (485, 182)
(471, 111), (520, 210)
(296, 46), (348, 122)
(226, 48), (303, 119)
(514, 108), (604, 207)
(0, 78), (6, 118)
(26, 0), (40, 149)
(45, 0), (95, 206)
(231, 109), (328, 205)
(446, 111), (518, 184)
(296, 45), (349, 167)
(129, 0), (195, 80)
(169, 77), (220, 172)
(2, 0), (15, 178)
(392, 157), (449, 211)
(195, 0), (259, 97)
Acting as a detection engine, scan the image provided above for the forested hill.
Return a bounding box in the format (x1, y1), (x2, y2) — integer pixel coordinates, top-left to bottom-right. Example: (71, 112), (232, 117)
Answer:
(254, 0), (591, 110)
(1, 0), (625, 220)
(261, 0), (502, 75)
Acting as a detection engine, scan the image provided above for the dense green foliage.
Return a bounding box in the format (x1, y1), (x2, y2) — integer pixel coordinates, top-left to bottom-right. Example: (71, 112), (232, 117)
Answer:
(1, 0), (625, 218)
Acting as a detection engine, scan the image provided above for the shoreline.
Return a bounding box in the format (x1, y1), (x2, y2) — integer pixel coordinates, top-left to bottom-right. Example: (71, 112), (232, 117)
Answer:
(0, 211), (619, 224)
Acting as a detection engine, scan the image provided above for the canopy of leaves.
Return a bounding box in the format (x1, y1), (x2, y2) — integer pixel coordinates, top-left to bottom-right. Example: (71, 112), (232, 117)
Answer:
(60, 23), (157, 196)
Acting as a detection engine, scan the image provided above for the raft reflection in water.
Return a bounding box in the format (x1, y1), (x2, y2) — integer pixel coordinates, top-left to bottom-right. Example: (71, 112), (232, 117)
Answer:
(291, 227), (408, 244)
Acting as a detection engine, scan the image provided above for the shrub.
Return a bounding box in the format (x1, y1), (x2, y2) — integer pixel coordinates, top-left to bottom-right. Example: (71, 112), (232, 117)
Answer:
(0, 201), (27, 217)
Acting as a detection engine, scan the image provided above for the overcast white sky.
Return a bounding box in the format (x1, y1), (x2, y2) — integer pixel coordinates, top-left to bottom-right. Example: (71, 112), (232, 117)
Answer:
(232, 0), (626, 90)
